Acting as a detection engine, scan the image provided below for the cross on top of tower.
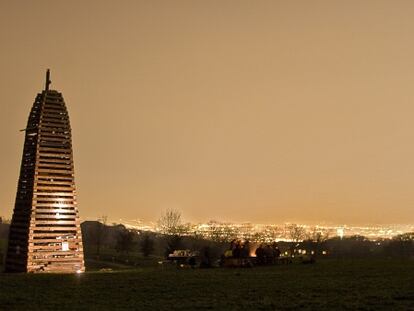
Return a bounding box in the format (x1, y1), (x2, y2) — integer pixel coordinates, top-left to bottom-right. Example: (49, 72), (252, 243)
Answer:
(45, 69), (51, 91)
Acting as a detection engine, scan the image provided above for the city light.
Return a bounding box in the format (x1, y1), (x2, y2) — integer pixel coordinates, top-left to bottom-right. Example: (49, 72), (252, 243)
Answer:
(118, 219), (413, 242)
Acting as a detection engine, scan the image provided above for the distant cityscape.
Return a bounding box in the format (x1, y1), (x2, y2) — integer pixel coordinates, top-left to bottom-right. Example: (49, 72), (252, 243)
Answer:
(111, 219), (414, 242)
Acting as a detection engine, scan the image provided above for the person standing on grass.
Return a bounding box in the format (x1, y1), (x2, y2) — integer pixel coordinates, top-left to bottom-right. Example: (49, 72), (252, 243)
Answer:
(255, 244), (264, 265)
(241, 240), (250, 258)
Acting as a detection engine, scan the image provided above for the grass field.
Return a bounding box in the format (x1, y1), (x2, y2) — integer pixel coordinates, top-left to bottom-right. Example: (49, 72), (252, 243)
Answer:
(1, 259), (414, 310)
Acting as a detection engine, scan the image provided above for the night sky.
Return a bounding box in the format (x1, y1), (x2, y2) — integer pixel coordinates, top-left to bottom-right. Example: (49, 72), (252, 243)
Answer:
(1, 1), (414, 225)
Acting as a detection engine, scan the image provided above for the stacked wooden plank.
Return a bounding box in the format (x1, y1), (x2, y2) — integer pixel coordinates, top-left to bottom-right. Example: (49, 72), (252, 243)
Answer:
(6, 72), (84, 273)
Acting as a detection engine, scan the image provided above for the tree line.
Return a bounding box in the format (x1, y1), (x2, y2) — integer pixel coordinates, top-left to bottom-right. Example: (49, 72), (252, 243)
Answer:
(1, 211), (414, 269)
(80, 210), (414, 263)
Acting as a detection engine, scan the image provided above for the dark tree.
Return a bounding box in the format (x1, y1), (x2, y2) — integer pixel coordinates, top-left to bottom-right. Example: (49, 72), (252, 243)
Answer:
(164, 235), (183, 258)
(115, 229), (135, 255)
(325, 235), (373, 258)
(95, 215), (107, 258)
(303, 227), (332, 257)
(140, 233), (155, 257)
(385, 232), (414, 258)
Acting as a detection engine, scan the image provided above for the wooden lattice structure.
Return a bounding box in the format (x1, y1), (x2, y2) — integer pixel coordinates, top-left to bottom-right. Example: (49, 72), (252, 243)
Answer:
(5, 70), (85, 273)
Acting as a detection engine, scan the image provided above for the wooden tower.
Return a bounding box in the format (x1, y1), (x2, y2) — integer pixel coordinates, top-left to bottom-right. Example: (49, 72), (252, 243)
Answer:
(5, 70), (85, 273)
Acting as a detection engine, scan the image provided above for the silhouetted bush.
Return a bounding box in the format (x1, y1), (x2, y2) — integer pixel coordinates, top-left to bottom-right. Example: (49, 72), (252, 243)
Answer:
(115, 229), (136, 255)
(140, 234), (155, 257)
(383, 233), (414, 258)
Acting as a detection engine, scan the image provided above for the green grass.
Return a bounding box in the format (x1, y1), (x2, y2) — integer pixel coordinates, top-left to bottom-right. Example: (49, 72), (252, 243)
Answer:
(85, 250), (163, 268)
(1, 259), (414, 310)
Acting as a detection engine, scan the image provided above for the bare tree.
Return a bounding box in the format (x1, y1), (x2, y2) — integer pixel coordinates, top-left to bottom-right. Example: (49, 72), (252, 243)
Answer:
(157, 209), (182, 235)
(308, 228), (332, 243)
(288, 224), (306, 243)
(287, 224), (306, 256)
(305, 227), (332, 256)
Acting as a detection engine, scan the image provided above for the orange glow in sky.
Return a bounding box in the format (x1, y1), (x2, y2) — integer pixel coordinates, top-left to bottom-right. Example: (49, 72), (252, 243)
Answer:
(1, 1), (414, 225)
